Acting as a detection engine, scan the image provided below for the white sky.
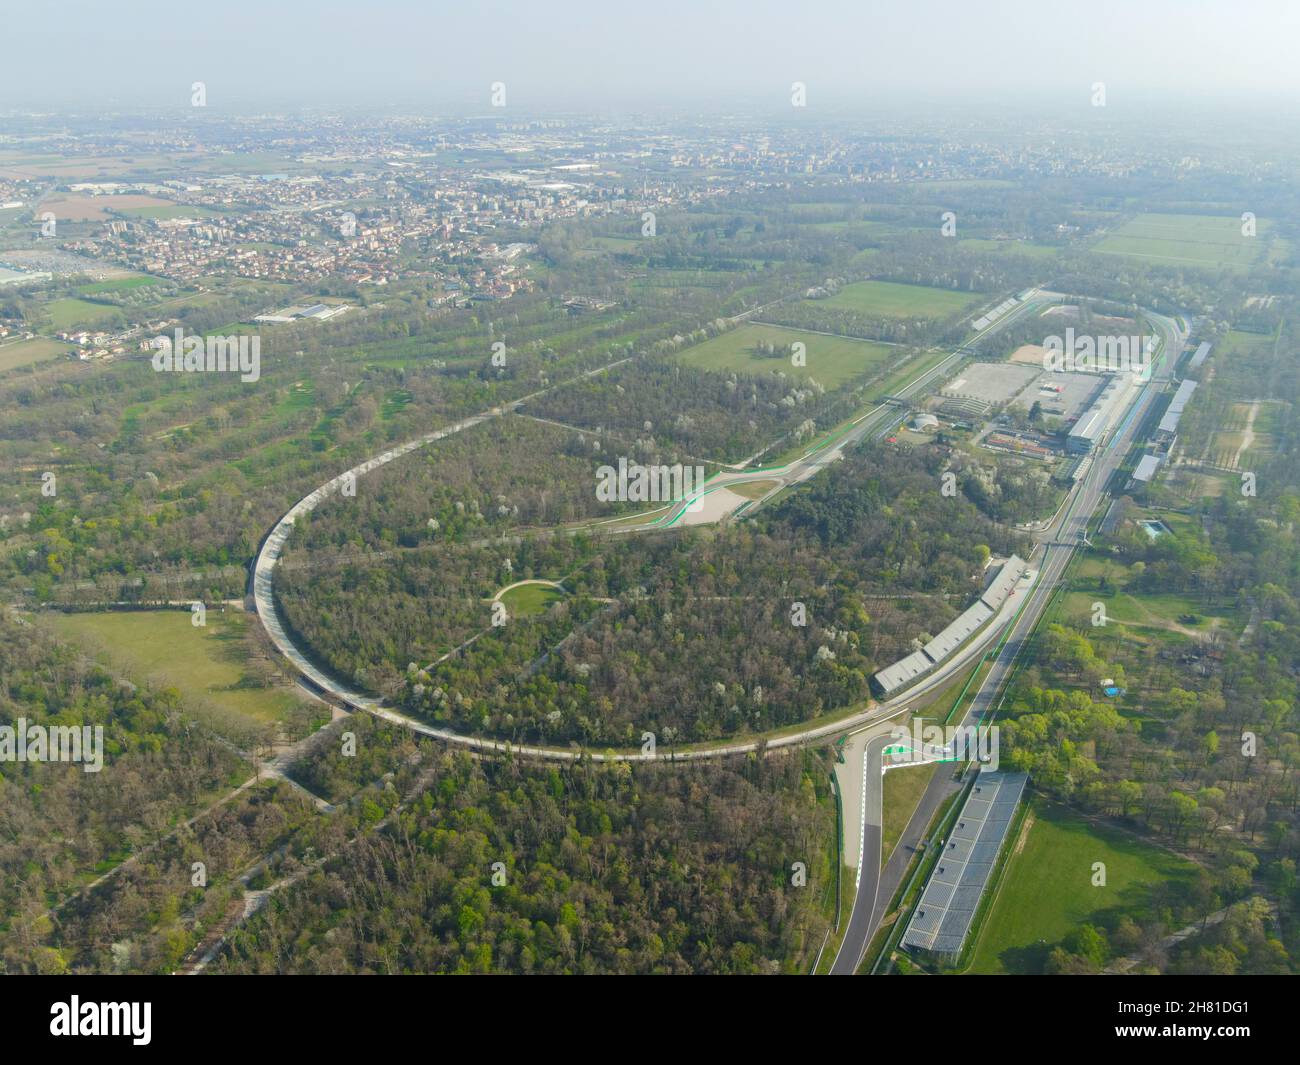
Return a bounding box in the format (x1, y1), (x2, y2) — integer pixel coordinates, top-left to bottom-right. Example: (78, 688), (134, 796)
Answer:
(4, 0), (1299, 112)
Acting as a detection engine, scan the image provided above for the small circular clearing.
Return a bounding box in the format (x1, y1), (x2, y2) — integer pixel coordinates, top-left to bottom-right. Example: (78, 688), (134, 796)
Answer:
(493, 579), (566, 617)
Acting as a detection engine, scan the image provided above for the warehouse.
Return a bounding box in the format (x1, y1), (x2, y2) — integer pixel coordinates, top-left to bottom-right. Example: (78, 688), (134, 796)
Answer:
(1132, 453), (1163, 483)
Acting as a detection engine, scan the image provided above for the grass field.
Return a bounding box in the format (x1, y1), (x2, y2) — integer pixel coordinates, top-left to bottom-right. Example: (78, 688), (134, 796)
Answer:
(882, 762), (938, 861)
(1054, 551), (1237, 640)
(967, 801), (1197, 973)
(42, 297), (127, 331)
(1094, 213), (1267, 270)
(866, 346), (950, 401)
(497, 582), (564, 616)
(676, 323), (893, 387)
(0, 336), (68, 371)
(50, 609), (308, 729)
(76, 276), (163, 295)
(819, 279), (983, 318)
(958, 238), (1060, 259)
(728, 479), (779, 500)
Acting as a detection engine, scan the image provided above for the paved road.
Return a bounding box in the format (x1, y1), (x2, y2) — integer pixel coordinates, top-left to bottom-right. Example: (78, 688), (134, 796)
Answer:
(829, 731), (956, 974)
(828, 307), (1185, 974)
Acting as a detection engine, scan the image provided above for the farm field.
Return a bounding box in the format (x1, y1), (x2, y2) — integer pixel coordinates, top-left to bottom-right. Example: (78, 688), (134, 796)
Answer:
(39, 194), (175, 222)
(0, 336), (68, 371)
(818, 279), (983, 318)
(41, 297), (127, 331)
(676, 322), (893, 387)
(1093, 212), (1267, 269)
(76, 276), (163, 295)
(49, 609), (311, 730)
(966, 801), (1198, 974)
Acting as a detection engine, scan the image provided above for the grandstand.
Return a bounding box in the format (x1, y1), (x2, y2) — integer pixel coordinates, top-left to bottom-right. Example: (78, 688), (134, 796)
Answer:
(1155, 378), (1198, 442)
(901, 769), (1029, 959)
(1187, 341), (1212, 372)
(872, 555), (1026, 697)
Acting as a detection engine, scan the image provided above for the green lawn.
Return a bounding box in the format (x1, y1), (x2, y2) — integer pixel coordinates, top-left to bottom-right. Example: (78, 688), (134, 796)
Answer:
(866, 347), (950, 401)
(41, 297), (127, 331)
(819, 279), (983, 318)
(497, 583), (563, 616)
(1052, 551), (1237, 638)
(76, 276), (163, 295)
(676, 323), (893, 388)
(589, 235), (645, 253)
(1094, 213), (1267, 270)
(966, 801), (1197, 973)
(882, 762), (938, 861)
(50, 609), (308, 729)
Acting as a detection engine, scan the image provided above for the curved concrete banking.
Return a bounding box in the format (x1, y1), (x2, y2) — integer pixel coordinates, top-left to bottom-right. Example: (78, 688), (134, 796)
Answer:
(251, 298), (1050, 764)
(255, 427), (1030, 764)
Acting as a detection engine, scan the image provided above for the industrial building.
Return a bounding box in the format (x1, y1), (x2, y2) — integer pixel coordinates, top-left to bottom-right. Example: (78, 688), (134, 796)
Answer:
(923, 600), (993, 663)
(970, 295), (1021, 332)
(871, 650), (935, 697)
(980, 555), (1027, 610)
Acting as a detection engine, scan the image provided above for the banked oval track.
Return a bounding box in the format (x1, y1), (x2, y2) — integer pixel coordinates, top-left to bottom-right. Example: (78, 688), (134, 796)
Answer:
(251, 389), (1019, 764)
(250, 292), (1064, 763)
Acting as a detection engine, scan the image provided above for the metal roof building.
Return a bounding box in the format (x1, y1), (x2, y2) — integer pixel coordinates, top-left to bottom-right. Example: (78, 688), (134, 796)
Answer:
(1157, 378), (1199, 437)
(1066, 375), (1133, 454)
(922, 600), (994, 664)
(979, 555), (1026, 611)
(1187, 341), (1212, 371)
(872, 555), (1027, 698)
(901, 769), (1029, 957)
(872, 650), (935, 697)
(1132, 454), (1163, 483)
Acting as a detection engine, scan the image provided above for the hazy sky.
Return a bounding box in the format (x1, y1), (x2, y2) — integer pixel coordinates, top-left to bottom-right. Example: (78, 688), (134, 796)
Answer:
(6, 0), (1300, 113)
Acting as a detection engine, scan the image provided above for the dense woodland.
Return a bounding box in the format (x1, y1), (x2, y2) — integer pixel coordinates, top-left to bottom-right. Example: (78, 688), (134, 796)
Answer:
(216, 721), (836, 975)
(275, 443), (1025, 743)
(5, 154), (1300, 975)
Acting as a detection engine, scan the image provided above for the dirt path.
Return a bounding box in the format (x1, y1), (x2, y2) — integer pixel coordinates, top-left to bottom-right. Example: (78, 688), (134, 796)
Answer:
(1231, 399), (1260, 470)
